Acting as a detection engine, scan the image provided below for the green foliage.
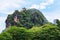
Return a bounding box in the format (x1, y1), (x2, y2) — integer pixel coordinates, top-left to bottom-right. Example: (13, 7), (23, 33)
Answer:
(4, 26), (33, 40)
(31, 23), (60, 40)
(55, 19), (60, 27)
(0, 23), (60, 40)
(0, 32), (12, 40)
(5, 8), (48, 28)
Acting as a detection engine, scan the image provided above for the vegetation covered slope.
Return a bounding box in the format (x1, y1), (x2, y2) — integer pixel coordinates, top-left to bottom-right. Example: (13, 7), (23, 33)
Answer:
(1, 8), (60, 40)
(0, 23), (60, 40)
(5, 8), (48, 28)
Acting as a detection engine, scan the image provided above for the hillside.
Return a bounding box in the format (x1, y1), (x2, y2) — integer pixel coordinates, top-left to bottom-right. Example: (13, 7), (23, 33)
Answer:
(5, 8), (48, 28)
(1, 8), (60, 40)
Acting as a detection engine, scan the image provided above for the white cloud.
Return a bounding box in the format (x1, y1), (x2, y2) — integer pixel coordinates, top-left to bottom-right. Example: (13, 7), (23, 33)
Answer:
(45, 14), (60, 23)
(47, 0), (54, 4)
(30, 4), (39, 9)
(30, 0), (54, 9)
(0, 17), (7, 33)
(43, 10), (60, 22)
(0, 17), (7, 23)
(39, 3), (48, 9)
(0, 0), (27, 33)
(0, 0), (26, 14)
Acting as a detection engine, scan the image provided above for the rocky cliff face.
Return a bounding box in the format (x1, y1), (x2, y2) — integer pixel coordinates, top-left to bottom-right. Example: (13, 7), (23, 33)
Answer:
(5, 8), (48, 28)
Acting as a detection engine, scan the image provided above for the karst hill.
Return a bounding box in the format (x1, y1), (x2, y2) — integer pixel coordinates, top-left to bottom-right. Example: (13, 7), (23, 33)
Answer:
(5, 8), (48, 28)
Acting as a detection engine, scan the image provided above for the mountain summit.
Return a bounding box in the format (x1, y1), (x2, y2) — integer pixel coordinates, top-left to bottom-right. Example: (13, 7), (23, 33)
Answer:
(5, 8), (48, 28)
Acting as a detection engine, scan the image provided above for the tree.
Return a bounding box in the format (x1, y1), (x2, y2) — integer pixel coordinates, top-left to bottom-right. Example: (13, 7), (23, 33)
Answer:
(31, 23), (60, 40)
(54, 19), (60, 27)
(0, 23), (60, 40)
(0, 32), (12, 40)
(4, 26), (33, 40)
(5, 8), (48, 29)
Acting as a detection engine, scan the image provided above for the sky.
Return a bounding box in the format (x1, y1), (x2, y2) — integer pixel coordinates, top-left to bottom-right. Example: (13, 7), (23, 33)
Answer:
(0, 0), (60, 33)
